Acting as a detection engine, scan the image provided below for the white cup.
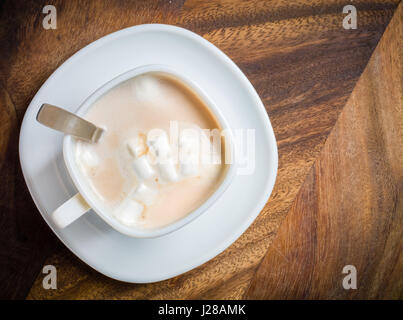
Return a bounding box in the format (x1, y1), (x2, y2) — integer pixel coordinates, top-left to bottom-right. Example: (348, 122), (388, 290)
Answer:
(52, 65), (236, 238)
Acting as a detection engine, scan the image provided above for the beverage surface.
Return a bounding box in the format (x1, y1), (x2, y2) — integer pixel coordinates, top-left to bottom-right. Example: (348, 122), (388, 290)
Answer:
(75, 72), (226, 229)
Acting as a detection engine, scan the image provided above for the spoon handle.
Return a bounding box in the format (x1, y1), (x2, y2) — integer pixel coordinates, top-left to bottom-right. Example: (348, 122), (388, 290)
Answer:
(36, 104), (104, 143)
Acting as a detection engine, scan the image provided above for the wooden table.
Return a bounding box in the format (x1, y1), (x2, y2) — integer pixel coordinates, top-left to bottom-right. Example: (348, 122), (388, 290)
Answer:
(0, 0), (401, 299)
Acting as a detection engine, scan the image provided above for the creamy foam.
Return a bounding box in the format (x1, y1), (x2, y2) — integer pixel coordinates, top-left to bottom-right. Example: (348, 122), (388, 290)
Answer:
(75, 72), (226, 229)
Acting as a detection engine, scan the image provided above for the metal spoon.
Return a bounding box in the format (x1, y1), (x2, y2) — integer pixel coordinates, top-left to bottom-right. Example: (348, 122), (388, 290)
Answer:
(36, 104), (104, 143)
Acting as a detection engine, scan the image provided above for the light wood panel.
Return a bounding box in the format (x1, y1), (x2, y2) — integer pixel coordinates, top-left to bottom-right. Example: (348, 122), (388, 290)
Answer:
(246, 2), (402, 299)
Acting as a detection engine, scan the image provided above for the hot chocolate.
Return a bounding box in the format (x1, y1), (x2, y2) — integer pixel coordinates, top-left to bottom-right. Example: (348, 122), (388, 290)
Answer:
(75, 72), (227, 229)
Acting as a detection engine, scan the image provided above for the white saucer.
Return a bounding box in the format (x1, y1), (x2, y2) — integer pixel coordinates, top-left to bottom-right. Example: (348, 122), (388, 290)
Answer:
(19, 24), (278, 283)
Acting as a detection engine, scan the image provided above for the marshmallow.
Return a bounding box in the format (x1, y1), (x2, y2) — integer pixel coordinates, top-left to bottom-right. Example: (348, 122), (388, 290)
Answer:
(132, 183), (158, 206)
(147, 130), (179, 182)
(147, 131), (171, 159)
(158, 160), (179, 182)
(132, 156), (155, 180)
(179, 147), (199, 176)
(114, 199), (144, 226)
(126, 135), (147, 158)
(179, 130), (199, 176)
(180, 162), (198, 177)
(80, 149), (100, 168)
(131, 75), (161, 103)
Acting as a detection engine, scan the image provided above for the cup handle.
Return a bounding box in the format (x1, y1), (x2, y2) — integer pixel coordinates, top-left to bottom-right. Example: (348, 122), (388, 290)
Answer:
(52, 193), (91, 228)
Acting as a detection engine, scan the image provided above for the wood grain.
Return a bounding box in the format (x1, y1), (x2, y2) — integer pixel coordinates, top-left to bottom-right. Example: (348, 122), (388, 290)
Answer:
(246, 2), (403, 299)
(0, 0), (398, 299)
